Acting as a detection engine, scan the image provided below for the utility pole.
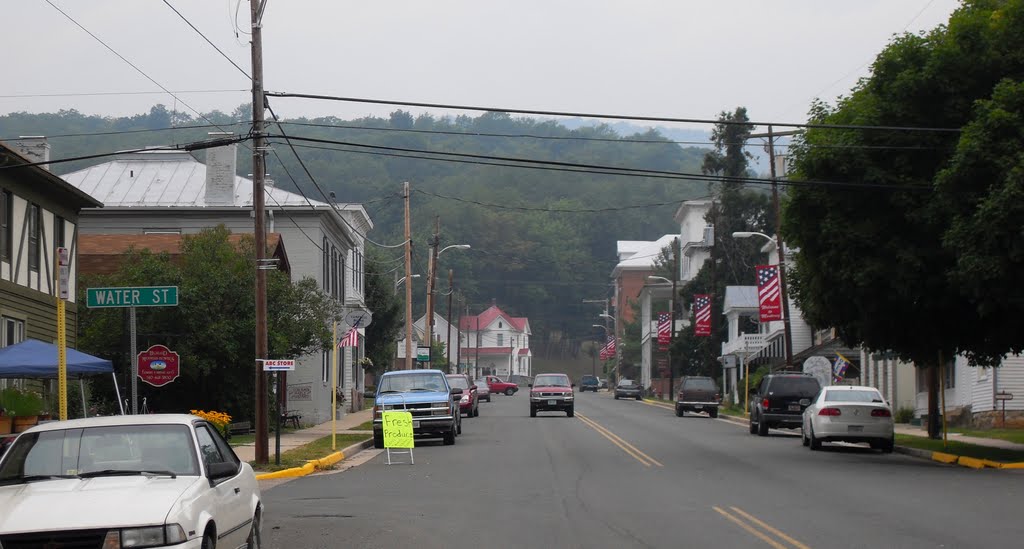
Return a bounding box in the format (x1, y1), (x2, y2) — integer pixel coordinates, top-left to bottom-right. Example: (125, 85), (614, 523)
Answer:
(446, 269), (454, 373)
(767, 126), (794, 367)
(404, 182), (413, 370)
(424, 217), (440, 359)
(668, 237), (679, 398)
(250, 0), (270, 464)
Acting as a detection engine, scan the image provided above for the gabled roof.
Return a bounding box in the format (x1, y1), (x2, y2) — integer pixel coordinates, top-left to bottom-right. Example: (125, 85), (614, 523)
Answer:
(459, 305), (529, 333)
(611, 234), (679, 275)
(0, 141), (103, 209)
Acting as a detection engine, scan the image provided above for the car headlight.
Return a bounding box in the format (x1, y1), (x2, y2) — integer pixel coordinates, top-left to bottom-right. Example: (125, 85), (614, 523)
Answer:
(460, 395), (469, 404)
(103, 525), (186, 548)
(564, 395), (574, 400)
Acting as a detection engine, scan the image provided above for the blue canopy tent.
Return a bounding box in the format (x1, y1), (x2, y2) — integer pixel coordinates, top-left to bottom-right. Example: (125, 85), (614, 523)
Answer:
(0, 339), (122, 416)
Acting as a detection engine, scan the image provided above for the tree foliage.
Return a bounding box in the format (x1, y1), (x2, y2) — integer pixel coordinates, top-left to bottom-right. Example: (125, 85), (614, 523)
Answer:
(78, 226), (338, 420)
(783, 0), (1024, 368)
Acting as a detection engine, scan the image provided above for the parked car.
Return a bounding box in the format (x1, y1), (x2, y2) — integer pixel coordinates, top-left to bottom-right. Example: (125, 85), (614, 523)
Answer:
(803, 385), (894, 452)
(0, 414), (262, 548)
(373, 369), (461, 447)
(579, 374), (601, 392)
(447, 374), (479, 418)
(509, 374), (533, 387)
(749, 372), (822, 436)
(529, 373), (575, 417)
(675, 376), (722, 417)
(474, 378), (492, 402)
(599, 379), (609, 390)
(481, 375), (519, 396)
(614, 379), (643, 400)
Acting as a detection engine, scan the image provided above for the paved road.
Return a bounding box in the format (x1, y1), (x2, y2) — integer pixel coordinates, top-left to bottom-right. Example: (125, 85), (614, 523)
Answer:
(262, 390), (1021, 548)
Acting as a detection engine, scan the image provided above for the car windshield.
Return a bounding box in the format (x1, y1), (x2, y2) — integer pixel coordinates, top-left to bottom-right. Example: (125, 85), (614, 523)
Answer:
(446, 376), (470, 389)
(825, 389), (883, 403)
(618, 380), (637, 387)
(0, 424), (199, 483)
(379, 372), (449, 393)
(534, 374), (570, 387)
(581, 376), (598, 383)
(684, 378), (717, 391)
(770, 377), (821, 396)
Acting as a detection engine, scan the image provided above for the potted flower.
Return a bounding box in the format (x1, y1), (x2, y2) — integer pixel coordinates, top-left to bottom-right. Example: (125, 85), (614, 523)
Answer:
(0, 409), (12, 435)
(0, 387), (45, 432)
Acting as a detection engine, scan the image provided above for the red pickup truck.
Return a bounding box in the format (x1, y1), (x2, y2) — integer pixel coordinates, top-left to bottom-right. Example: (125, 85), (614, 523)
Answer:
(480, 375), (519, 396)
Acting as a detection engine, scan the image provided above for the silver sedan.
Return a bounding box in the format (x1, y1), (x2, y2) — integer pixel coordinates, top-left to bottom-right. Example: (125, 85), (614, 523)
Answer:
(802, 385), (894, 453)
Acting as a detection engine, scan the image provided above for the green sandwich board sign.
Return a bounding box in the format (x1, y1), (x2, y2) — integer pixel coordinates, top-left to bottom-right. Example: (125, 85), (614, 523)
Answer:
(86, 286), (179, 308)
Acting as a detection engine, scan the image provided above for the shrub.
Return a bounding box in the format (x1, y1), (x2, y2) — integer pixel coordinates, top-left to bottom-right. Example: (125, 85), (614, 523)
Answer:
(0, 387), (45, 416)
(895, 407), (915, 424)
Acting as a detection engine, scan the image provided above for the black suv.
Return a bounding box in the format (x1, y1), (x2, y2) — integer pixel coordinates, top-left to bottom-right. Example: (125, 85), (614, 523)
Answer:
(749, 373), (821, 436)
(675, 376), (721, 418)
(579, 375), (600, 392)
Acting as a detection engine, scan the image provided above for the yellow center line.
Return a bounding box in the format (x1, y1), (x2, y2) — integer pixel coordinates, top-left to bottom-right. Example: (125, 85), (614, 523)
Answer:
(576, 414), (651, 467)
(713, 506), (789, 549)
(576, 413), (664, 467)
(729, 507), (811, 549)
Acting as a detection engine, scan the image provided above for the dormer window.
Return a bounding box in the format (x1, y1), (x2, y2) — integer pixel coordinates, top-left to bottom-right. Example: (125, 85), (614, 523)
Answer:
(499, 321), (503, 328)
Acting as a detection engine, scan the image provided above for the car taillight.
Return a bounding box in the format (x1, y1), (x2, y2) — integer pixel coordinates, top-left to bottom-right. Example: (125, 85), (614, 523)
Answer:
(762, 398), (770, 409)
(715, 393), (721, 402)
(871, 409), (891, 417)
(818, 407), (842, 416)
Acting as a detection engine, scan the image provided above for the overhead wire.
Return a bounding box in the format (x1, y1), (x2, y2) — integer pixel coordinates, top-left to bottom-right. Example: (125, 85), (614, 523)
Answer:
(413, 188), (699, 213)
(0, 89), (247, 99)
(0, 134), (250, 170)
(0, 122), (251, 141)
(161, 0), (252, 80)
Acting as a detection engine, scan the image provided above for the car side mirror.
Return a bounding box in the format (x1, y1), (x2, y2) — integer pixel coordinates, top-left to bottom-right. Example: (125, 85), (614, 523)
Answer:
(528, 383), (533, 387)
(451, 388), (463, 396)
(571, 383), (576, 387)
(207, 461), (237, 481)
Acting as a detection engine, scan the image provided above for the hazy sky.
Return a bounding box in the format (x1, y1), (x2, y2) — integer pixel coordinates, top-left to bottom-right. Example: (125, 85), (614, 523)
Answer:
(4, 1), (960, 129)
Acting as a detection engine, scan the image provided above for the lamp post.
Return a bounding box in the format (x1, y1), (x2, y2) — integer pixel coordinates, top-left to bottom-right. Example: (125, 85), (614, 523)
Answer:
(732, 231), (793, 367)
(395, 274), (420, 290)
(648, 272), (677, 398)
(591, 324), (610, 377)
(425, 244), (470, 357)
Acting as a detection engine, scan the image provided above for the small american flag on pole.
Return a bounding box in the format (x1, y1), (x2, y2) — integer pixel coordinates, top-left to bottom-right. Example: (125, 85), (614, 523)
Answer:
(338, 328), (359, 348)
(657, 312), (671, 346)
(756, 264), (782, 322)
(694, 294), (712, 337)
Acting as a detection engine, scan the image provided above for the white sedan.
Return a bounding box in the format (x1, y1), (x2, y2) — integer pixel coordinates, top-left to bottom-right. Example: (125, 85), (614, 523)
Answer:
(0, 414), (262, 548)
(802, 385), (894, 453)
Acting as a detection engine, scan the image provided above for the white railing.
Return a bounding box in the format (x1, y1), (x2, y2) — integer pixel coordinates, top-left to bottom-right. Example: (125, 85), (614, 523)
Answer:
(721, 333), (766, 357)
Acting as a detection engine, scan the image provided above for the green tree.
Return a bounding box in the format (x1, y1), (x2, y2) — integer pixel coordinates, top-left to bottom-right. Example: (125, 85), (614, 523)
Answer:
(782, 0), (1024, 437)
(78, 226), (338, 420)
(362, 252), (404, 378)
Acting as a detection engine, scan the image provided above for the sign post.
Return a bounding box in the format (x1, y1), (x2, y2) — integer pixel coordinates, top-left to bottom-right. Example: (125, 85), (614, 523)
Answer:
(260, 359), (296, 465)
(56, 247), (69, 420)
(87, 286), (179, 414)
(995, 392), (1014, 428)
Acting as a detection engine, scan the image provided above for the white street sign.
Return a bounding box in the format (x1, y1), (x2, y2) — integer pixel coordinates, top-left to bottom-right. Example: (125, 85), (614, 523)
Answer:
(262, 359), (296, 371)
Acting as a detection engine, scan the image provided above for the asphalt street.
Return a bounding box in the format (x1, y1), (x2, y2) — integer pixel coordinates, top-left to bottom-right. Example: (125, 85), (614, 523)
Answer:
(261, 391), (1021, 549)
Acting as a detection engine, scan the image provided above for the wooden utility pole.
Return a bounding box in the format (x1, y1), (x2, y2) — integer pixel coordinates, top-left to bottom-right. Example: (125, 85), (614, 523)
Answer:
(767, 126), (795, 367)
(668, 237), (679, 397)
(424, 217), (440, 357)
(250, 0), (269, 464)
(446, 269), (454, 373)
(404, 182), (413, 370)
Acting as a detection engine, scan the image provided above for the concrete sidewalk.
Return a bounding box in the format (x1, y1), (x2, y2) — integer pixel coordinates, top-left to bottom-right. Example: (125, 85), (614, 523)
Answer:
(232, 408), (374, 463)
(894, 424), (1024, 451)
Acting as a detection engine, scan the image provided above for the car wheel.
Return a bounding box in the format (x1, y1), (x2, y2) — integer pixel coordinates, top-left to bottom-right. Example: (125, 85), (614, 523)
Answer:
(749, 416), (757, 434)
(801, 428), (810, 447)
(882, 435), (895, 454)
(636, 395), (642, 401)
(247, 508), (262, 549)
(373, 432), (384, 449)
(675, 406), (683, 417)
(456, 417), (462, 435)
(757, 414), (769, 437)
(614, 394), (620, 400)
(505, 388), (515, 396)
(201, 530), (216, 549)
(709, 409), (718, 419)
(566, 407), (574, 417)
(443, 429), (456, 445)
(473, 404), (480, 417)
(809, 425), (821, 450)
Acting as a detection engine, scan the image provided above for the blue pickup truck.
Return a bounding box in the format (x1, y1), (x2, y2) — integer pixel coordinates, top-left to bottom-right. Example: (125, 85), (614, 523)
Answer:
(373, 369), (462, 447)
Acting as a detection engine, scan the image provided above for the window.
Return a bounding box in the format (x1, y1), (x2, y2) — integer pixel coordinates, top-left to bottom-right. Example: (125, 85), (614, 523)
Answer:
(194, 425), (224, 470)
(330, 247), (338, 298)
(142, 228), (180, 235)
(54, 216), (66, 248)
(1, 317), (24, 347)
(496, 333), (504, 347)
(322, 351), (330, 384)
(0, 190), (10, 261)
(28, 204), (40, 271)
(322, 238), (329, 290)
(944, 358), (956, 389)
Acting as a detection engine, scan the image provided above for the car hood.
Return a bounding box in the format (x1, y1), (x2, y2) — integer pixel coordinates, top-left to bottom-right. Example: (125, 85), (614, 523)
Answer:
(377, 392), (450, 406)
(0, 475), (201, 534)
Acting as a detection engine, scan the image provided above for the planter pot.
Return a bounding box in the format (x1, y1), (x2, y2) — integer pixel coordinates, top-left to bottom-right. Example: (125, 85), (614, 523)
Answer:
(12, 415), (39, 433)
(0, 416), (11, 435)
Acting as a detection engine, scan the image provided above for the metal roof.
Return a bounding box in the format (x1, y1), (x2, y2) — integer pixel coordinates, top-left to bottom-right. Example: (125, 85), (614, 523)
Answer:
(60, 149), (328, 209)
(612, 234), (679, 273)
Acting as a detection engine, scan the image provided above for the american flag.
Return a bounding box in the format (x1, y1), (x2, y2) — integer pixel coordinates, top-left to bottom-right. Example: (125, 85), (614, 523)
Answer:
(338, 328), (359, 348)
(657, 312), (671, 346)
(694, 294), (711, 337)
(599, 335), (616, 360)
(756, 265), (782, 322)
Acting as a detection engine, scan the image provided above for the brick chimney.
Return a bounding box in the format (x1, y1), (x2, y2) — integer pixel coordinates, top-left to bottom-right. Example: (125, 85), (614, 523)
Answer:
(204, 132), (237, 206)
(11, 136), (51, 171)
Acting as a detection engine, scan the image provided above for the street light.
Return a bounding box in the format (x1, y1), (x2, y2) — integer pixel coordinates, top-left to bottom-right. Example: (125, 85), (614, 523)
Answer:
(647, 276), (672, 285)
(732, 231), (793, 367)
(439, 244), (471, 256)
(395, 274), (420, 289)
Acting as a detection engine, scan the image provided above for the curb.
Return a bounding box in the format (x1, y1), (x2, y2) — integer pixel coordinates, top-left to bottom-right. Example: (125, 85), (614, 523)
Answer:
(254, 438), (373, 480)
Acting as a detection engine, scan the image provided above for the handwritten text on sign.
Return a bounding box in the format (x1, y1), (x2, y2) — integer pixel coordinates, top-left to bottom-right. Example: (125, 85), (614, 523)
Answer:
(381, 411), (415, 449)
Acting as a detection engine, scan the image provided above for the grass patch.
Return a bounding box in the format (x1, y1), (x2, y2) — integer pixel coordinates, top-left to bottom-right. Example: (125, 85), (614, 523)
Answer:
(950, 428), (1024, 445)
(251, 433), (371, 472)
(349, 420), (374, 431)
(895, 434), (1024, 463)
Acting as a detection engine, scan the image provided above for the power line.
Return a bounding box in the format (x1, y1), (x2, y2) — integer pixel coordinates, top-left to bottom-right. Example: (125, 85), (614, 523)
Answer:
(1, 122), (250, 141)
(265, 91), (963, 133)
(0, 134), (250, 170)
(413, 189), (691, 213)
(161, 0), (251, 80)
(0, 89), (248, 99)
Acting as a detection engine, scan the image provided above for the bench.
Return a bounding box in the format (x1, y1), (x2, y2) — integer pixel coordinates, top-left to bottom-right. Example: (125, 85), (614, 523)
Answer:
(227, 421), (253, 435)
(281, 411), (302, 429)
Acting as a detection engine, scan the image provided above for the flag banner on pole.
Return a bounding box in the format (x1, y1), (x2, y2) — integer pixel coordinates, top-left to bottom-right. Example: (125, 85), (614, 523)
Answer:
(599, 335), (616, 360)
(833, 353), (852, 383)
(694, 294), (712, 337)
(338, 328), (359, 348)
(756, 264), (782, 322)
(657, 312), (671, 346)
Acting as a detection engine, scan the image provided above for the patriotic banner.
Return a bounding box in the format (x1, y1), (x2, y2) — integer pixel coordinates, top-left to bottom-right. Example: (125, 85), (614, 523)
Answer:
(694, 294), (712, 337)
(338, 328), (359, 348)
(756, 264), (782, 322)
(657, 312), (671, 348)
(599, 335), (616, 360)
(833, 353), (852, 383)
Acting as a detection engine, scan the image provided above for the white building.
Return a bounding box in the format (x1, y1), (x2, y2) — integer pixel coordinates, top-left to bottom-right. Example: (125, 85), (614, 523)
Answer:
(459, 304), (531, 379)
